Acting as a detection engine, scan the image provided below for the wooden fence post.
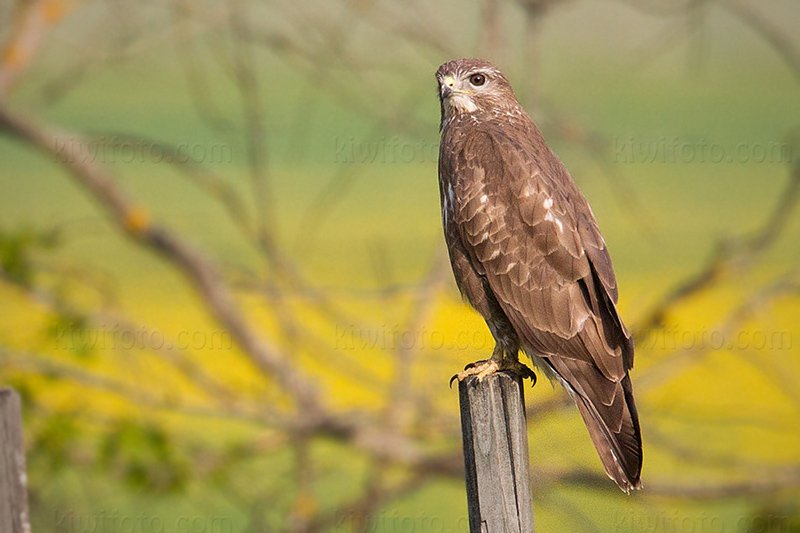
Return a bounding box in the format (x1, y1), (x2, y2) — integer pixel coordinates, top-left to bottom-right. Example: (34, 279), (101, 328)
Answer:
(1, 387), (32, 533)
(459, 371), (534, 533)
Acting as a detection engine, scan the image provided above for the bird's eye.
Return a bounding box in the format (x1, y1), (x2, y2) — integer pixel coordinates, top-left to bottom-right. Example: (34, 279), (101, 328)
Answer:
(469, 73), (486, 86)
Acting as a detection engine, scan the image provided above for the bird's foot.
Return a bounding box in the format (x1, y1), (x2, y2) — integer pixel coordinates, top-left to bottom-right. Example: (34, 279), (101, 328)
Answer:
(449, 358), (536, 387)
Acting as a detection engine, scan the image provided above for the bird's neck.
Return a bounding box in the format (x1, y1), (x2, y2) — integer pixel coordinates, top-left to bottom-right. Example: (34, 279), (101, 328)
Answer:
(440, 103), (532, 134)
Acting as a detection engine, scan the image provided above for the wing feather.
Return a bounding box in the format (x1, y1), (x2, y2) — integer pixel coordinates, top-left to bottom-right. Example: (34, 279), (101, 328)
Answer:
(452, 129), (629, 364)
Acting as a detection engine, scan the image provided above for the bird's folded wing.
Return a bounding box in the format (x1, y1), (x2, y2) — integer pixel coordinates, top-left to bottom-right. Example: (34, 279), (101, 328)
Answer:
(451, 129), (634, 380)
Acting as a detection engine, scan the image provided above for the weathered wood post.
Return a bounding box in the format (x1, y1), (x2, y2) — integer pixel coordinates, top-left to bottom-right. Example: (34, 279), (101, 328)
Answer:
(459, 371), (534, 532)
(1, 387), (32, 533)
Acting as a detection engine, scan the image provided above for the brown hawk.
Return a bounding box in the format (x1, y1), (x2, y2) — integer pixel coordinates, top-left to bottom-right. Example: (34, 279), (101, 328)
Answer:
(436, 58), (642, 492)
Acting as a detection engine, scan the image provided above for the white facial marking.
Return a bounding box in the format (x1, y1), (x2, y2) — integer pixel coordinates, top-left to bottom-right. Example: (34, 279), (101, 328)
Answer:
(449, 93), (478, 113)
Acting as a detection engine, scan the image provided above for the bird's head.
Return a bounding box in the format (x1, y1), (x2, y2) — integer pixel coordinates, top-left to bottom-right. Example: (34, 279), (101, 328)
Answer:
(436, 58), (519, 124)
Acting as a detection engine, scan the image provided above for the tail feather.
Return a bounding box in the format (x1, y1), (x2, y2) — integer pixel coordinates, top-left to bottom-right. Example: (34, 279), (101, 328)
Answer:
(569, 374), (642, 492)
(544, 355), (642, 492)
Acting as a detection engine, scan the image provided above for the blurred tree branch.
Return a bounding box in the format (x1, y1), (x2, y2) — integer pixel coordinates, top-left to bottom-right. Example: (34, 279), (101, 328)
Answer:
(636, 155), (800, 337)
(0, 108), (324, 414)
(0, 0), (798, 530)
(0, 0), (55, 100)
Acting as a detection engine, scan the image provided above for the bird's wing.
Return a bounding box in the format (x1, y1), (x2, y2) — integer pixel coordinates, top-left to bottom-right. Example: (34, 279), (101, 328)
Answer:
(451, 128), (631, 367)
(451, 127), (641, 489)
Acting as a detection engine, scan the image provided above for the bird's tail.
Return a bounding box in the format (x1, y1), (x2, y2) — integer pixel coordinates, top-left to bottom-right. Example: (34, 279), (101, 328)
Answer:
(568, 374), (642, 492)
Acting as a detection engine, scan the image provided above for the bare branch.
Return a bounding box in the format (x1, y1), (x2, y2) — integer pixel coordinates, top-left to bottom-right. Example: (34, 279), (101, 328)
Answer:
(645, 469), (800, 499)
(227, 0), (276, 257)
(0, 107), (322, 413)
(636, 157), (800, 337)
(715, 0), (800, 85)
(0, 0), (54, 101)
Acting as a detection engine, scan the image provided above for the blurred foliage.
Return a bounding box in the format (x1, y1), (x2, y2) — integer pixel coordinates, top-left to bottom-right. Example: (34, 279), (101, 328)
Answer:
(0, 0), (799, 532)
(98, 419), (190, 494)
(29, 410), (80, 475)
(0, 226), (58, 286)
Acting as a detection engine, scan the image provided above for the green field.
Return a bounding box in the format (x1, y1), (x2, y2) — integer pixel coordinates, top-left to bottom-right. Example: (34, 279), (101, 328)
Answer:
(2, 2), (800, 531)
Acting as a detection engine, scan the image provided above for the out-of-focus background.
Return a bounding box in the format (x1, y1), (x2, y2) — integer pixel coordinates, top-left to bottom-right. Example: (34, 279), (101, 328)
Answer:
(0, 0), (799, 531)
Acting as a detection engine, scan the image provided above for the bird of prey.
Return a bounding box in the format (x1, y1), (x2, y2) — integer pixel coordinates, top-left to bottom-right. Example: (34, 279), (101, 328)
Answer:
(436, 58), (642, 492)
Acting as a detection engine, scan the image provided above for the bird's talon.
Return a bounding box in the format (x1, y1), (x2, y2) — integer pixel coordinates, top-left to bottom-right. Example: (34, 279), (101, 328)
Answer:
(449, 358), (536, 386)
(462, 360), (483, 371)
(448, 374), (459, 388)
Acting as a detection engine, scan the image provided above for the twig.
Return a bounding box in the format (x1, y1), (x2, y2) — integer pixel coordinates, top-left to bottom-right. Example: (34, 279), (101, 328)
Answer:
(715, 0), (800, 85)
(636, 158), (800, 337)
(0, 0), (51, 101)
(0, 108), (321, 413)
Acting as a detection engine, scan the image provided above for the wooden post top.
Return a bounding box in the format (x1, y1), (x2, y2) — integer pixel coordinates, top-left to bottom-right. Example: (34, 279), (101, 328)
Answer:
(458, 372), (535, 533)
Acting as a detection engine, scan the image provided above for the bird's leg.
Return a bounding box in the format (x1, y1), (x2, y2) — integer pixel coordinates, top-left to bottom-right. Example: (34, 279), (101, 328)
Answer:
(499, 350), (537, 385)
(450, 344), (536, 385)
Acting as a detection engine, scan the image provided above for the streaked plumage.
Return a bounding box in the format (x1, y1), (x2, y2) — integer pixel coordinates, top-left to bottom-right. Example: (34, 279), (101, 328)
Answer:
(436, 58), (642, 492)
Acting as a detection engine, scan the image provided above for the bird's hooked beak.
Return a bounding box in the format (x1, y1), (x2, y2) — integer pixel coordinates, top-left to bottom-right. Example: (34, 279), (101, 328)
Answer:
(440, 75), (456, 99)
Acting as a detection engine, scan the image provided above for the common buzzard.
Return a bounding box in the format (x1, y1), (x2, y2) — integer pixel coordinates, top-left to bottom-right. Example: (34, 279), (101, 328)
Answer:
(437, 58), (642, 492)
